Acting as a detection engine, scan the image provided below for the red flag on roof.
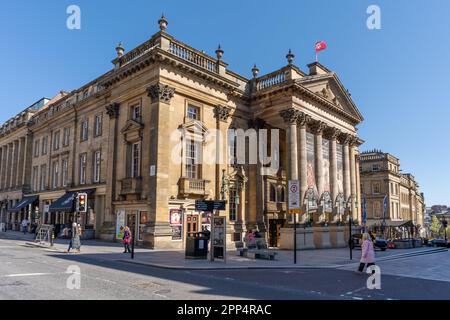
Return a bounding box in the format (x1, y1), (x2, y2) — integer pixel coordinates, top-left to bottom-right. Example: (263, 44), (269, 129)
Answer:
(315, 41), (327, 53)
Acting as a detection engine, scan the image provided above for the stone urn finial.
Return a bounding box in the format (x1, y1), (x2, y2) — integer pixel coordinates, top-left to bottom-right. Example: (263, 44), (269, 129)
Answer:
(251, 64), (259, 78)
(286, 49), (295, 65)
(115, 42), (125, 58)
(215, 44), (224, 60)
(158, 14), (168, 31)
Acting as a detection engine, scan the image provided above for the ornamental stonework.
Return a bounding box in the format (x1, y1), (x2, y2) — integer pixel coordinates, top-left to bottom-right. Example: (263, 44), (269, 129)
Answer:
(105, 102), (120, 118)
(214, 105), (231, 122)
(279, 108), (301, 125)
(147, 83), (176, 104)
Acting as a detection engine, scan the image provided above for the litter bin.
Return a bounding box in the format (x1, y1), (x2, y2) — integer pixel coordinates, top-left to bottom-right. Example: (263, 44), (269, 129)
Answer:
(185, 232), (209, 259)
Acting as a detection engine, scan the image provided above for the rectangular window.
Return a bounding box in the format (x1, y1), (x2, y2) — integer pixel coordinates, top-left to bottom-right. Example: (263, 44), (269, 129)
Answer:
(372, 182), (380, 194)
(185, 141), (200, 179)
(372, 164), (380, 172)
(53, 131), (60, 151)
(32, 166), (38, 191)
(62, 159), (68, 187)
(34, 140), (40, 157)
(40, 164), (47, 191)
(52, 160), (59, 189)
(132, 104), (141, 122)
(63, 128), (70, 146)
(80, 153), (87, 185)
(94, 115), (103, 137)
(93, 151), (101, 183)
(41, 137), (48, 155)
(131, 143), (141, 178)
(80, 120), (88, 141)
(229, 188), (237, 221)
(187, 105), (200, 120)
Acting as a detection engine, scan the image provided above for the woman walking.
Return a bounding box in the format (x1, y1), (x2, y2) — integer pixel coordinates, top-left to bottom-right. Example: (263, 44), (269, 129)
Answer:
(358, 233), (376, 273)
(123, 226), (132, 253)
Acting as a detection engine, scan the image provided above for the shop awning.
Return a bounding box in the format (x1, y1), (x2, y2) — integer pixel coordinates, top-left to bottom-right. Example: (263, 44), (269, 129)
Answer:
(8, 196), (39, 212)
(49, 189), (96, 212)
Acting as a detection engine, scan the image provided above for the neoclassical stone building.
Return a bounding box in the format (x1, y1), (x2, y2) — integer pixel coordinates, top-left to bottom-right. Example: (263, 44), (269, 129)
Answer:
(0, 16), (364, 249)
(360, 150), (425, 234)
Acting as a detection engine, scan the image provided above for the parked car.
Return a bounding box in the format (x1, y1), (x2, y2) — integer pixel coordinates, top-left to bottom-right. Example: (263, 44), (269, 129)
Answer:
(350, 234), (388, 251)
(427, 238), (447, 248)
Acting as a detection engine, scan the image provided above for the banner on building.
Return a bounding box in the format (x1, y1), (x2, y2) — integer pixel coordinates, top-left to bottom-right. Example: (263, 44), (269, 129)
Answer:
(116, 209), (125, 240)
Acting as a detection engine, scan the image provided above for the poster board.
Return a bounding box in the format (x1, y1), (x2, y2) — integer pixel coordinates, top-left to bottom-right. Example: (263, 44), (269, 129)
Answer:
(211, 216), (226, 262)
(116, 209), (125, 240)
(170, 209), (183, 241)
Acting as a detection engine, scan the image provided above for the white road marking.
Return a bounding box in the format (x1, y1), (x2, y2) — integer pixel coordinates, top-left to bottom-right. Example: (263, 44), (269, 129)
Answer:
(2, 273), (51, 278)
(352, 297), (363, 300)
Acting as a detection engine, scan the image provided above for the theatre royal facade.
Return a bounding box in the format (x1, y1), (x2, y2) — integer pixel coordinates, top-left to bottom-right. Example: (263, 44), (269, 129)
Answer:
(0, 16), (364, 249)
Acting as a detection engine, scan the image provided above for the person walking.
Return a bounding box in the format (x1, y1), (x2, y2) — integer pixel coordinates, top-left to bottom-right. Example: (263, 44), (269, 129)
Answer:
(21, 218), (29, 235)
(123, 226), (132, 253)
(66, 224), (74, 253)
(71, 223), (82, 254)
(358, 233), (376, 273)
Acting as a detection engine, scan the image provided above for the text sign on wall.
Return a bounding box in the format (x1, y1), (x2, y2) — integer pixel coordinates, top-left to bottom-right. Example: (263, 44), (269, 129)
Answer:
(195, 200), (226, 212)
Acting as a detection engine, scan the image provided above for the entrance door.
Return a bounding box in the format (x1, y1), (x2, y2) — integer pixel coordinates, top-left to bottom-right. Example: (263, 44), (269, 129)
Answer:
(127, 213), (137, 240)
(185, 214), (200, 238)
(269, 219), (283, 247)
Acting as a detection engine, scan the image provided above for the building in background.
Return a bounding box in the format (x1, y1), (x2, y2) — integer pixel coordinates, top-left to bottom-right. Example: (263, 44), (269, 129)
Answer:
(359, 149), (426, 236)
(0, 16), (364, 249)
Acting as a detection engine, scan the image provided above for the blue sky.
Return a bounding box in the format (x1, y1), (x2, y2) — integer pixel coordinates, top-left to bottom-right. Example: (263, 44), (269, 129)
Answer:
(0, 0), (449, 205)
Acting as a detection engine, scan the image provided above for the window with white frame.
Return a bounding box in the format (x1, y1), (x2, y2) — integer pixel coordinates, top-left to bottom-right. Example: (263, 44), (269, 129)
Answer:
(93, 150), (101, 183)
(32, 166), (38, 191)
(40, 164), (47, 191)
(94, 115), (102, 137)
(187, 105), (200, 120)
(62, 158), (68, 187)
(131, 143), (141, 178)
(80, 153), (87, 185)
(52, 160), (59, 189)
(53, 131), (60, 151)
(41, 136), (48, 155)
(80, 120), (88, 141)
(63, 128), (70, 146)
(131, 104), (141, 122)
(185, 140), (200, 179)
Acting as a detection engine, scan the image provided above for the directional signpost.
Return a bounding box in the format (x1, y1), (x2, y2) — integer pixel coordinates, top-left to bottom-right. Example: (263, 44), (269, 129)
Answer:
(288, 180), (300, 264)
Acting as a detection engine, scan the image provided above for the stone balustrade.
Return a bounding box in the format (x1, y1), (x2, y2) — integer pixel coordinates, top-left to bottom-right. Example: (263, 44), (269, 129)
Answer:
(168, 40), (218, 73)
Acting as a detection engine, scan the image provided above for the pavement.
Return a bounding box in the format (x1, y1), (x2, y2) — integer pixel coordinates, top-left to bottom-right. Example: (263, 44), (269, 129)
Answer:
(1, 230), (447, 270)
(1, 231), (450, 300)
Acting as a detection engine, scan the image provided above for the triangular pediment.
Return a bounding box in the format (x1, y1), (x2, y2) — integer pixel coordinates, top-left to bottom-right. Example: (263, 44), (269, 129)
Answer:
(297, 74), (364, 123)
(120, 119), (144, 134)
(179, 120), (209, 135)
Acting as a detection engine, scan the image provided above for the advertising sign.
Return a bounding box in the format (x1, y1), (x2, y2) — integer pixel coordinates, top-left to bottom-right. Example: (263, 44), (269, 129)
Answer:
(195, 200), (226, 212)
(116, 209), (125, 240)
(211, 216), (226, 261)
(170, 209), (183, 241)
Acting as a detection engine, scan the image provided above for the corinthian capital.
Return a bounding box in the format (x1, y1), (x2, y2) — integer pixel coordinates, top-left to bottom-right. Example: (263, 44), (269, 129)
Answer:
(214, 105), (231, 122)
(297, 112), (311, 128)
(279, 108), (301, 125)
(324, 127), (341, 140)
(310, 120), (327, 135)
(147, 83), (176, 104)
(338, 133), (355, 145)
(105, 102), (120, 119)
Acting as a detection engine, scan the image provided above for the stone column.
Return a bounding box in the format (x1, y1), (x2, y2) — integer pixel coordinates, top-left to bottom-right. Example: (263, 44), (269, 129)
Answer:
(349, 138), (357, 219)
(6, 143), (13, 189)
(355, 152), (361, 221)
(147, 83), (176, 249)
(297, 113), (309, 205)
(0, 146), (6, 190)
(22, 131), (33, 192)
(0, 146), (3, 191)
(280, 109), (300, 181)
(327, 128), (340, 210)
(340, 134), (351, 202)
(17, 138), (25, 189)
(311, 121), (326, 197)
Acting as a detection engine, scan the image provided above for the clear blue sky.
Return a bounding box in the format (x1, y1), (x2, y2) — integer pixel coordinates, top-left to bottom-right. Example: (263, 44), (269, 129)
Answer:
(1, 0), (449, 205)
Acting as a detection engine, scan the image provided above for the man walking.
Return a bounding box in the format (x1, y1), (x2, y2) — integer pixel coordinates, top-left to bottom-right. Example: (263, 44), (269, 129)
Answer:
(21, 217), (29, 235)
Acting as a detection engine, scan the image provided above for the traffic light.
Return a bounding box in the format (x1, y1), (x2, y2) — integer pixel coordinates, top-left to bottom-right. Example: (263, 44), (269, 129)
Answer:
(76, 193), (88, 213)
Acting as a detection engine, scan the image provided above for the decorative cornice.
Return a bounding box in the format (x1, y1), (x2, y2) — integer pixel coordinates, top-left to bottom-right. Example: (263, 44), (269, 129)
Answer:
(105, 102), (120, 119)
(279, 108), (301, 125)
(147, 83), (176, 104)
(214, 105), (231, 122)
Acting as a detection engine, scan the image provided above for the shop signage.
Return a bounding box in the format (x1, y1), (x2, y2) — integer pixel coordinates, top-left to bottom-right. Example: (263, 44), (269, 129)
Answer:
(195, 200), (226, 212)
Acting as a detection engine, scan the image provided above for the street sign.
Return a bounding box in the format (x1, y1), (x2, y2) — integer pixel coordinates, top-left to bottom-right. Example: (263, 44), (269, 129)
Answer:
(195, 200), (226, 212)
(288, 180), (301, 214)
